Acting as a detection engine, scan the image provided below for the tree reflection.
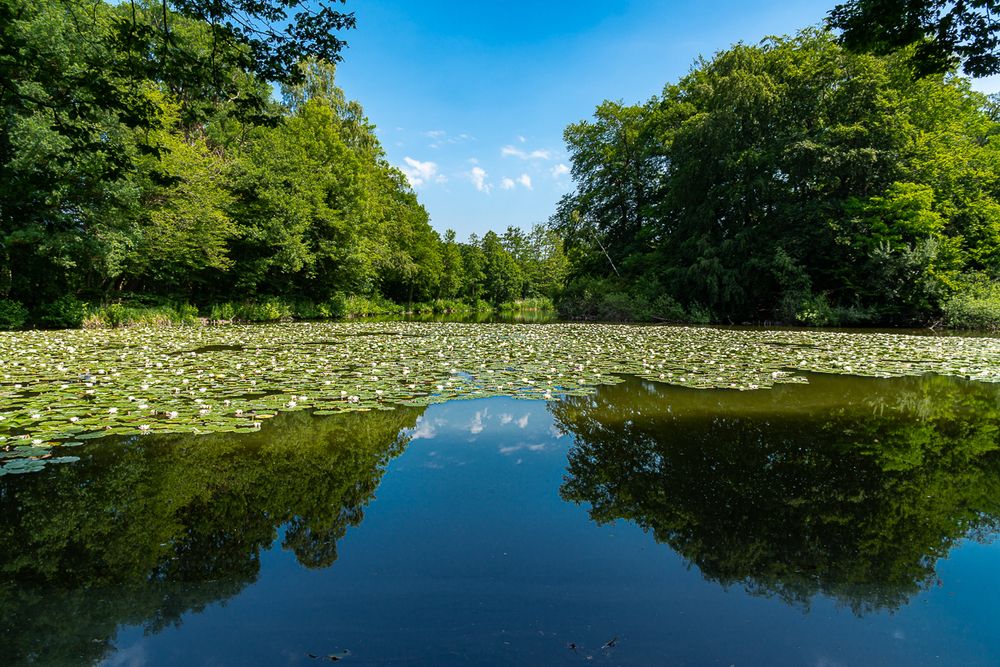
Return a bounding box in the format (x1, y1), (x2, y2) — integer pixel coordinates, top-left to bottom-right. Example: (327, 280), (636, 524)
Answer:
(554, 374), (1000, 614)
(0, 406), (423, 665)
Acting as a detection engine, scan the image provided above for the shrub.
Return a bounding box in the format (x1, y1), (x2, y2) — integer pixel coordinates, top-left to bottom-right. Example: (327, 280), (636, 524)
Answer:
(325, 293), (348, 319)
(36, 295), (87, 329)
(210, 302), (237, 321)
(234, 298), (292, 322)
(83, 303), (200, 328)
(0, 299), (28, 330)
(943, 281), (1000, 331)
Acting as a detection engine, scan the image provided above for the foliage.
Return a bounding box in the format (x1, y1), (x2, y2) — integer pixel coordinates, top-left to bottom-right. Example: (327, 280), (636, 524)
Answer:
(552, 30), (1000, 327)
(35, 295), (87, 329)
(943, 277), (1000, 330)
(83, 302), (200, 328)
(0, 299), (27, 330)
(828, 0), (1000, 76)
(0, 1), (557, 327)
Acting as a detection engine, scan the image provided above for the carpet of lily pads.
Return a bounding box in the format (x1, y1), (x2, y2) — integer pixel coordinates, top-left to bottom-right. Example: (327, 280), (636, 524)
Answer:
(2, 322), (1000, 474)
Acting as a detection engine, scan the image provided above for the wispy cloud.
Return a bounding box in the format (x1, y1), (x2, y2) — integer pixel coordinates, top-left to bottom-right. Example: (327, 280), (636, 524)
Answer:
(425, 130), (475, 149)
(469, 166), (492, 194)
(469, 408), (488, 434)
(401, 157), (439, 187)
(409, 416), (441, 440)
(551, 163), (570, 178)
(499, 442), (547, 456)
(501, 145), (552, 160)
(500, 174), (532, 191)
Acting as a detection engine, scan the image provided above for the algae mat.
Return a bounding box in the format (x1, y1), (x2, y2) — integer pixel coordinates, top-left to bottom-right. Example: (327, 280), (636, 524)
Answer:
(2, 322), (999, 473)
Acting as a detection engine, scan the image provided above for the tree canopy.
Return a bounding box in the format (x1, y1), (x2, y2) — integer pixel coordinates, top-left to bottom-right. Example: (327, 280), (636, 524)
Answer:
(828, 0), (1000, 77)
(552, 30), (1000, 325)
(0, 0), (560, 328)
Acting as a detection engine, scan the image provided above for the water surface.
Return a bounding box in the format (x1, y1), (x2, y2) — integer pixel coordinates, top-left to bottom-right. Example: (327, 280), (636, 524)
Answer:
(2, 373), (999, 665)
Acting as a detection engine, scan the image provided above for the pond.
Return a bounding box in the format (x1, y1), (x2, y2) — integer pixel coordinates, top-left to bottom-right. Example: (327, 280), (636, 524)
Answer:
(2, 323), (1000, 665)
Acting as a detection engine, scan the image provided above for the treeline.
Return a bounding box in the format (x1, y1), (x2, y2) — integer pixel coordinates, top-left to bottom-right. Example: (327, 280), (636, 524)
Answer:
(551, 30), (1000, 328)
(0, 0), (566, 329)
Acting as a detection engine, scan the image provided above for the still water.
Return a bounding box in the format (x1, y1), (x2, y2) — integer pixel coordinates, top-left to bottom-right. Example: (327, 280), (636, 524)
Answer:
(2, 373), (1000, 665)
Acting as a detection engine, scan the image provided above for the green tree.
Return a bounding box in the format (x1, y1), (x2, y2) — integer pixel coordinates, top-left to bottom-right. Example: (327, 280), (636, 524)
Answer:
(829, 0), (1000, 76)
(480, 231), (522, 304)
(553, 29), (1000, 325)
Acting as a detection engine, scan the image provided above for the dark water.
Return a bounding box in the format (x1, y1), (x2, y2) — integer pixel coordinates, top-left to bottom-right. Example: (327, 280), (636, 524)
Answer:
(3, 373), (1000, 666)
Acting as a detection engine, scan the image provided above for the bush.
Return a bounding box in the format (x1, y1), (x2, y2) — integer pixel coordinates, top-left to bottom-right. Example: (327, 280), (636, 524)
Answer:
(558, 277), (698, 323)
(209, 302), (237, 321)
(36, 295), (87, 329)
(0, 299), (28, 330)
(83, 303), (200, 328)
(943, 280), (1000, 331)
(234, 298), (293, 322)
(324, 293), (348, 319)
(343, 295), (403, 317)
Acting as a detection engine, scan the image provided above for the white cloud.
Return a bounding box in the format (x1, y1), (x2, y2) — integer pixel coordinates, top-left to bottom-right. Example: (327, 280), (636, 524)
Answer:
(501, 145), (552, 160)
(517, 135), (527, 143)
(499, 413), (513, 425)
(517, 414), (529, 429)
(424, 130), (474, 148)
(552, 163), (570, 178)
(409, 416), (438, 440)
(469, 166), (492, 193)
(469, 409), (488, 434)
(498, 174), (532, 191)
(401, 157), (439, 187)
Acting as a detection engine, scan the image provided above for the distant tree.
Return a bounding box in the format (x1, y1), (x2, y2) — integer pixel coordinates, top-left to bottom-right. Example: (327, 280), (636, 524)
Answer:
(828, 0), (1000, 76)
(481, 231), (523, 304)
(438, 230), (464, 300)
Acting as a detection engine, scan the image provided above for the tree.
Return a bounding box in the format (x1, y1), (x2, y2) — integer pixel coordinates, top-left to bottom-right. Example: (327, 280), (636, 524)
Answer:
(552, 29), (1000, 324)
(481, 231), (522, 304)
(438, 230), (464, 300)
(828, 0), (1000, 77)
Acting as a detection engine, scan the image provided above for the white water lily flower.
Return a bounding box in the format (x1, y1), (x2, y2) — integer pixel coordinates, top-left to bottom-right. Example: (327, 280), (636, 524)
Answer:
(167, 411), (179, 419)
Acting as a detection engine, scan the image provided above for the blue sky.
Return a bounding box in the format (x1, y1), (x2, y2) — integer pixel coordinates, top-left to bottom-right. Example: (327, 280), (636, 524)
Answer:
(335, 1), (1000, 241)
